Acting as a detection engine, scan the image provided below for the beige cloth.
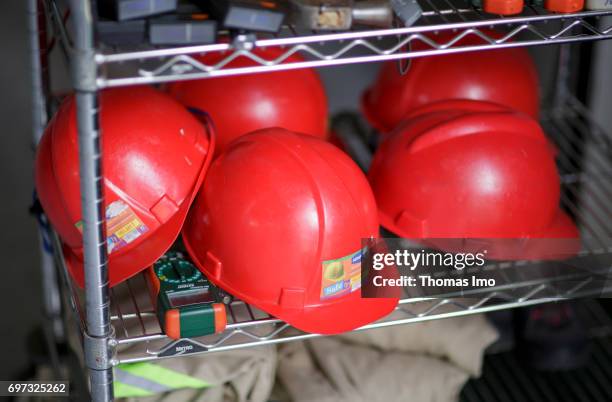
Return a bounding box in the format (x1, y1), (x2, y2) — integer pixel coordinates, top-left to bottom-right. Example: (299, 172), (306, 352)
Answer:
(339, 311), (498, 376)
(121, 346), (277, 402)
(278, 338), (470, 402)
(278, 312), (498, 402)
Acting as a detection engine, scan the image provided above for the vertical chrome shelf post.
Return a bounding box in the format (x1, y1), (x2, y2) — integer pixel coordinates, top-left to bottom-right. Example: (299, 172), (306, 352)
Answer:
(27, 0), (47, 143)
(68, 1), (114, 400)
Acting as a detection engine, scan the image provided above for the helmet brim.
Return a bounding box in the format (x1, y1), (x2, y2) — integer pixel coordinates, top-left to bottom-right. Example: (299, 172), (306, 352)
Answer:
(379, 208), (580, 261)
(182, 231), (400, 335)
(281, 289), (400, 335)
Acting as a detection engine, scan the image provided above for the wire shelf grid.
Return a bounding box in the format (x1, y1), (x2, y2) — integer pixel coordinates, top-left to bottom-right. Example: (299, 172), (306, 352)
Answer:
(45, 0), (612, 87)
(52, 94), (612, 365)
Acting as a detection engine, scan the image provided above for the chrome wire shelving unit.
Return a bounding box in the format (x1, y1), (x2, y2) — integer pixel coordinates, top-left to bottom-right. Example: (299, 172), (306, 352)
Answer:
(56, 93), (612, 367)
(95, 9), (612, 87)
(30, 0), (612, 400)
(45, 0), (612, 85)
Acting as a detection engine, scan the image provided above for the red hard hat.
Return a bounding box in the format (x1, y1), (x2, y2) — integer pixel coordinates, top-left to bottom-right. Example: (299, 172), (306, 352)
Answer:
(182, 128), (398, 334)
(165, 48), (329, 155)
(362, 30), (540, 133)
(368, 100), (579, 259)
(35, 87), (215, 287)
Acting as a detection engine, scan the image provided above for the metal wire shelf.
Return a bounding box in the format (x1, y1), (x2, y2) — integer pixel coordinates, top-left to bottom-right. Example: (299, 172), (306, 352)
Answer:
(45, 0), (612, 87)
(54, 94), (612, 366)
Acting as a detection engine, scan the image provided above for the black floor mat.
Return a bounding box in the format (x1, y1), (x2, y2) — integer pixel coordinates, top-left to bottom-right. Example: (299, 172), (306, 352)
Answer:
(461, 300), (612, 402)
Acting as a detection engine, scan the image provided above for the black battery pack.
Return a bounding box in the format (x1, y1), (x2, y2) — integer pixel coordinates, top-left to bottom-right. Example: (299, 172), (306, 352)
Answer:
(207, 0), (286, 33)
(149, 14), (217, 45)
(98, 0), (178, 21)
(97, 19), (147, 45)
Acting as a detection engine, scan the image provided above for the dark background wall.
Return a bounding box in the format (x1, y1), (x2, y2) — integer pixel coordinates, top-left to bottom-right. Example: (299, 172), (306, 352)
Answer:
(0, 0), (43, 380)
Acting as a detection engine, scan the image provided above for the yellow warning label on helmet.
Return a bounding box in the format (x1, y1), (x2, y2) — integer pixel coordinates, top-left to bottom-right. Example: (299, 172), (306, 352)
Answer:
(74, 200), (149, 254)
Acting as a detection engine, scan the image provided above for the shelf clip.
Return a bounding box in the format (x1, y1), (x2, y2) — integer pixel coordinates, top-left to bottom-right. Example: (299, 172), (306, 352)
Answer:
(83, 326), (116, 370)
(232, 33), (257, 51)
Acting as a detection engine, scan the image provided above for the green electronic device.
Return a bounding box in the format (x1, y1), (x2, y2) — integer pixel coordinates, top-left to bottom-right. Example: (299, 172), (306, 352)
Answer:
(148, 252), (228, 339)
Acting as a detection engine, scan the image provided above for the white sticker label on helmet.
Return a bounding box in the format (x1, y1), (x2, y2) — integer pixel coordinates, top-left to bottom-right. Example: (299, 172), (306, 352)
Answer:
(320, 249), (363, 300)
(75, 200), (149, 254)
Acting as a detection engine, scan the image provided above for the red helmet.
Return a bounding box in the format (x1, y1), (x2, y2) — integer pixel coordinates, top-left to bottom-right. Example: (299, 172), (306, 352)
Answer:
(35, 87), (215, 287)
(362, 30), (540, 133)
(165, 48), (329, 155)
(368, 100), (579, 259)
(182, 128), (398, 334)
